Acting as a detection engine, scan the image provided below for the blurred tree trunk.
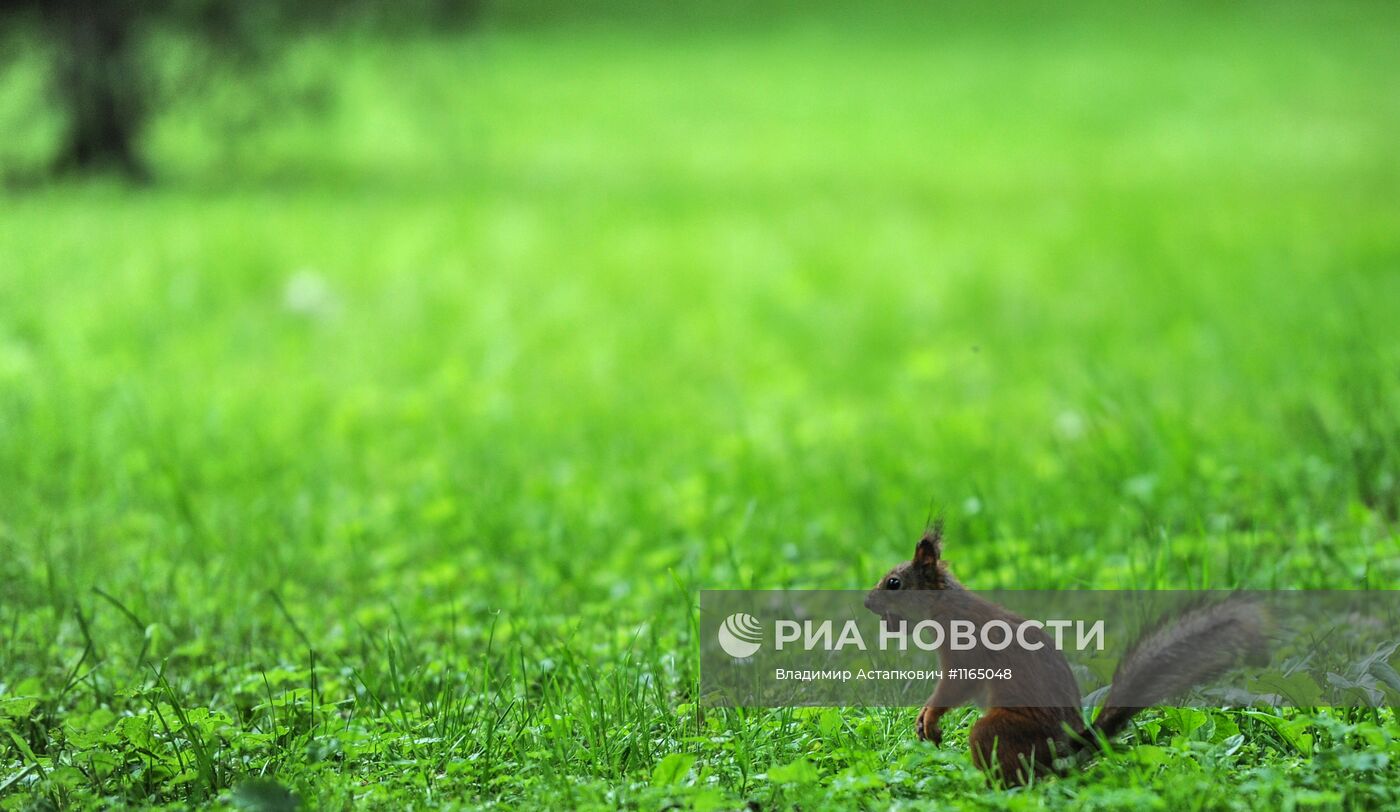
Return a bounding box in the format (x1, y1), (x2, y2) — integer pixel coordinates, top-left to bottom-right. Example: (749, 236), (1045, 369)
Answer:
(45, 0), (149, 180)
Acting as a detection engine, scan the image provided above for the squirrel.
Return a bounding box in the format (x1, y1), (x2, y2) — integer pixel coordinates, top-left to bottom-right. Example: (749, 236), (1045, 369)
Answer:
(864, 521), (1268, 786)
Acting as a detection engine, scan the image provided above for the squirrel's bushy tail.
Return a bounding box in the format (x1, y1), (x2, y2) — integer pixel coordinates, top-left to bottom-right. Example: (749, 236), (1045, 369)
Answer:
(1073, 598), (1268, 751)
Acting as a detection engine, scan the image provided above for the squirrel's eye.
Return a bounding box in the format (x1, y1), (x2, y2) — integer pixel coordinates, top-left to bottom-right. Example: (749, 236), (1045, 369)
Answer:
(885, 577), (901, 590)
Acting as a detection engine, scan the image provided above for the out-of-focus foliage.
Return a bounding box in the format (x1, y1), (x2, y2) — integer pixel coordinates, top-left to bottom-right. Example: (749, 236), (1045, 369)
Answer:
(0, 0), (479, 179)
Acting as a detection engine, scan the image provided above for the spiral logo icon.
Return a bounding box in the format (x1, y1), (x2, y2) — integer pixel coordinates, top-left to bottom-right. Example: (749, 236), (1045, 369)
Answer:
(717, 613), (763, 659)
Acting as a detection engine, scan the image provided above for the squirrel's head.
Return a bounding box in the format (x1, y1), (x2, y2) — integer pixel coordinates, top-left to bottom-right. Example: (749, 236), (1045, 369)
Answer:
(864, 521), (959, 617)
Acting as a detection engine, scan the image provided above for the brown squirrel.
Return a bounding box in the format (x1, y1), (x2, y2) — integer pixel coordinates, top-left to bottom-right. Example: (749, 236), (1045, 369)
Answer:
(865, 522), (1267, 785)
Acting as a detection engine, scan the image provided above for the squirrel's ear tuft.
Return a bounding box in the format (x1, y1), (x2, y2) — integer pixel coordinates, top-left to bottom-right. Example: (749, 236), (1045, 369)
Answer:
(913, 520), (943, 571)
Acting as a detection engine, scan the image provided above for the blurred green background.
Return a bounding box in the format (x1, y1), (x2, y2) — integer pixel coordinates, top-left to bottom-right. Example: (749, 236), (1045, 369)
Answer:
(2, 1), (1399, 808)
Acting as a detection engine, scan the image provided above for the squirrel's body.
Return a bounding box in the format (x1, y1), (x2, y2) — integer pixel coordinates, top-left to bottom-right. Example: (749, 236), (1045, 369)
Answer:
(906, 587), (1082, 782)
(865, 523), (1267, 785)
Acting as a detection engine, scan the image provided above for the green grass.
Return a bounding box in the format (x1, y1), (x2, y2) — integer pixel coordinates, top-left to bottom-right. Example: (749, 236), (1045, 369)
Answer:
(3, 1), (1400, 808)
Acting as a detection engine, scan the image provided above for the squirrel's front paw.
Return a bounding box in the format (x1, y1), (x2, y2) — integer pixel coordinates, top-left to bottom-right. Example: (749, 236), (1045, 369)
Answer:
(915, 707), (943, 745)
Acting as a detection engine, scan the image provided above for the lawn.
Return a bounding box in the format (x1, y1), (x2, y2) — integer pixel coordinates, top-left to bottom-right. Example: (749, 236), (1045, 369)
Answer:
(2, 1), (1400, 808)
